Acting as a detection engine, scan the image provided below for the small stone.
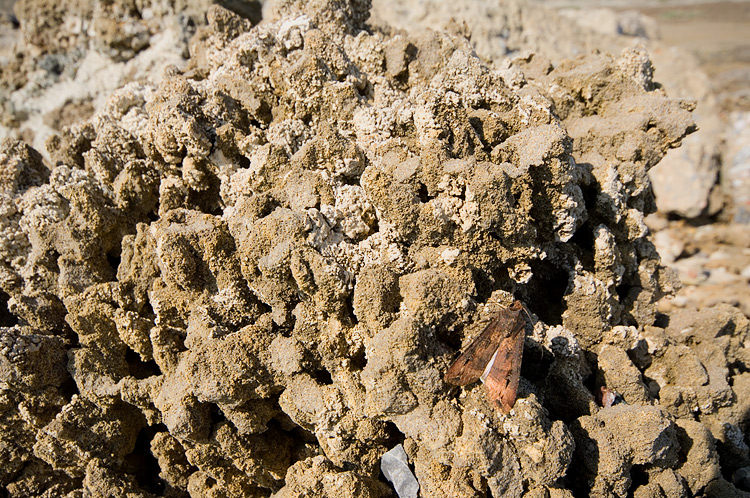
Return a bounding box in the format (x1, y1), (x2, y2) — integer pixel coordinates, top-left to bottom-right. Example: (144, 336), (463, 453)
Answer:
(380, 444), (419, 498)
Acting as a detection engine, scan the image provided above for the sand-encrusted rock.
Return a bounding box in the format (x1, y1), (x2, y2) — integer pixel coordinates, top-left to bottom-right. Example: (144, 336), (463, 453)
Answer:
(644, 303), (748, 419)
(274, 454), (386, 498)
(597, 344), (652, 406)
(1, 0), (747, 497)
(571, 405), (679, 497)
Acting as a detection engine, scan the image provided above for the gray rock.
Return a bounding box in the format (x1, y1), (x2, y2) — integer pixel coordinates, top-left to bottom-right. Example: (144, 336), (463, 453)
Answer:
(725, 111), (750, 223)
(381, 444), (419, 498)
(649, 133), (720, 218)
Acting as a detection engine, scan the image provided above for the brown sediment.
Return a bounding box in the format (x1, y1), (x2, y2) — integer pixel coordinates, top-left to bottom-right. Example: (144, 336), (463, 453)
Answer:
(0, 0), (747, 497)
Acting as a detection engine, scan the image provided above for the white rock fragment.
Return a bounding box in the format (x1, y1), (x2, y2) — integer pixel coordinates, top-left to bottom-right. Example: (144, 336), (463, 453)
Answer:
(441, 247), (460, 265)
(276, 15), (310, 51)
(380, 444), (419, 498)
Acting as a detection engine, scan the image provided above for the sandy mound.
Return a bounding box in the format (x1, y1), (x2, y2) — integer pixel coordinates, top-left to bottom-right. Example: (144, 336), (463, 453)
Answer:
(0, 0), (747, 497)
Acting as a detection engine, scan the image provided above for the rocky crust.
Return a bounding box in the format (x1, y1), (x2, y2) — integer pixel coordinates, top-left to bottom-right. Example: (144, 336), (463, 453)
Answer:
(0, 0), (747, 497)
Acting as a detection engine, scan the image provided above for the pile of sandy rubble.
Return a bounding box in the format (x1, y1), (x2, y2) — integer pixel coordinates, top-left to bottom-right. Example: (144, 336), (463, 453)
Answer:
(0, 0), (748, 497)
